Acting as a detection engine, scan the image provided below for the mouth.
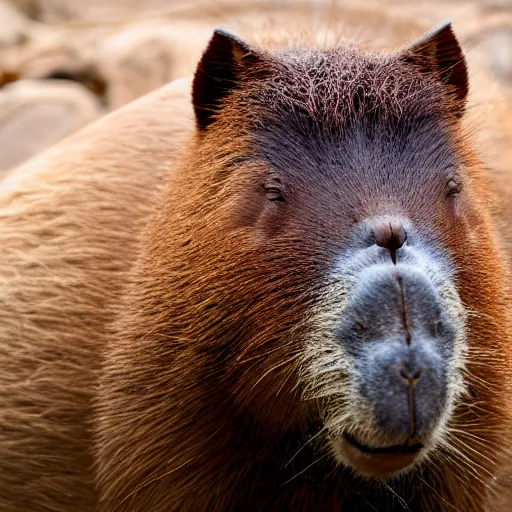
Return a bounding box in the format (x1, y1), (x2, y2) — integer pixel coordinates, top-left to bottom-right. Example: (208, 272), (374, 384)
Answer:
(339, 433), (424, 477)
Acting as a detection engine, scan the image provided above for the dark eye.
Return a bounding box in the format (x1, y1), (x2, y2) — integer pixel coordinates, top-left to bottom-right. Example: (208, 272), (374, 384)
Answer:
(262, 181), (285, 202)
(446, 179), (461, 197)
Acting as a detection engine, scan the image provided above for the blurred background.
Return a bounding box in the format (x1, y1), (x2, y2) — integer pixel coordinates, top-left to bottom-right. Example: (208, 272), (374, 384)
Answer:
(0, 0), (511, 177)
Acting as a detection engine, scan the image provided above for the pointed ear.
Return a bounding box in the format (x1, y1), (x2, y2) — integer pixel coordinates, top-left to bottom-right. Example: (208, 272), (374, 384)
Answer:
(400, 22), (468, 117)
(192, 29), (264, 131)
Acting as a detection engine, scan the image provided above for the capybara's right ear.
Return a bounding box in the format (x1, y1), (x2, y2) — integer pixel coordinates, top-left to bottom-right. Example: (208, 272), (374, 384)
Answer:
(192, 29), (264, 131)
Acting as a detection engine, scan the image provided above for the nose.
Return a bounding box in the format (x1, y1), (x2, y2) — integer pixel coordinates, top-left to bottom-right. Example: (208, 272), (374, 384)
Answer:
(366, 340), (446, 442)
(339, 264), (453, 443)
(373, 219), (407, 263)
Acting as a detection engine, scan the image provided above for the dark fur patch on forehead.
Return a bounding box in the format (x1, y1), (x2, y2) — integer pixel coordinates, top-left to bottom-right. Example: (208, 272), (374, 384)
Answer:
(211, 43), (466, 228)
(227, 45), (459, 139)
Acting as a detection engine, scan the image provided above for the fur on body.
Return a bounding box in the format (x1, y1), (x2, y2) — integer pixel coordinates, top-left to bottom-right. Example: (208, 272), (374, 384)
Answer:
(0, 79), (193, 512)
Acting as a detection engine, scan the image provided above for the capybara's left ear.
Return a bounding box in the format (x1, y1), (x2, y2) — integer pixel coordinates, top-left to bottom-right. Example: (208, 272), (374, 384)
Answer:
(399, 21), (468, 117)
(192, 28), (265, 131)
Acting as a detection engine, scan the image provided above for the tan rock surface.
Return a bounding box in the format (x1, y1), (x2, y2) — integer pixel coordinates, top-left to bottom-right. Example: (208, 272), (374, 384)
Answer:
(0, 79), (102, 172)
(0, 0), (30, 47)
(98, 22), (212, 108)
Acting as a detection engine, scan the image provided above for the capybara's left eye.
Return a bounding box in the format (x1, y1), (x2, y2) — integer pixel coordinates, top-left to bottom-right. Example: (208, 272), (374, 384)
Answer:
(446, 179), (461, 197)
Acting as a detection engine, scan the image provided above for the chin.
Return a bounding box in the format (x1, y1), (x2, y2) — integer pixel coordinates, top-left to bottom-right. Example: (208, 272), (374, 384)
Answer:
(329, 430), (434, 479)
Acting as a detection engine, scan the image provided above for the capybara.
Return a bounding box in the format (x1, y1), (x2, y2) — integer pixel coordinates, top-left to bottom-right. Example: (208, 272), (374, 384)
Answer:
(1, 21), (512, 512)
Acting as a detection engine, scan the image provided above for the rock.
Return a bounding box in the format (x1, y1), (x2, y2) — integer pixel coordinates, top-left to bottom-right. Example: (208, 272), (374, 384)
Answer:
(0, 79), (103, 173)
(0, 1), (31, 47)
(98, 22), (211, 108)
(7, 0), (79, 22)
(21, 47), (108, 100)
(469, 26), (512, 87)
(481, 29), (512, 85)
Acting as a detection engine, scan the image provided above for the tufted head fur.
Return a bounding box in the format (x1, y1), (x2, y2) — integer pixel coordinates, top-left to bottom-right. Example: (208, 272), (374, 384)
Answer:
(96, 23), (512, 511)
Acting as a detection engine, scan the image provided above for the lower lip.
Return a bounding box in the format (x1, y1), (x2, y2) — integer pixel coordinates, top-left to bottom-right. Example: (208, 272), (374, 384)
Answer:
(339, 434), (423, 477)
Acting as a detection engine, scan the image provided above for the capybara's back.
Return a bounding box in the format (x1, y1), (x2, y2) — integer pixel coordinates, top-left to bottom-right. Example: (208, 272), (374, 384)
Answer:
(0, 79), (193, 511)
(1, 21), (512, 512)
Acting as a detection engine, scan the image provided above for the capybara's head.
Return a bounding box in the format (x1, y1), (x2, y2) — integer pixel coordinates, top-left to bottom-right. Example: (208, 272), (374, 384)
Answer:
(181, 21), (506, 477)
(97, 22), (511, 510)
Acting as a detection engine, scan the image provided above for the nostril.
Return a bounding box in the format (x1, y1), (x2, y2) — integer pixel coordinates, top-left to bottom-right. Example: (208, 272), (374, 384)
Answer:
(399, 369), (422, 386)
(373, 220), (407, 264)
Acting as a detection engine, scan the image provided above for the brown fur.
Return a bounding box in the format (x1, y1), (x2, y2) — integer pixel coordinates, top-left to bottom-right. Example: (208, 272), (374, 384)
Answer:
(0, 78), (193, 511)
(0, 24), (512, 512)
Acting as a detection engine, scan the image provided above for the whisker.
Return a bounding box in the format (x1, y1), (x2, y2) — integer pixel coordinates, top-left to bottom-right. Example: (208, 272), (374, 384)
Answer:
(282, 453), (329, 486)
(464, 308), (495, 321)
(446, 427), (496, 449)
(446, 432), (497, 469)
(119, 454), (196, 505)
(284, 425), (329, 468)
(431, 451), (474, 496)
(249, 354), (302, 391)
(414, 470), (457, 511)
(462, 372), (498, 391)
(441, 435), (494, 483)
(384, 482), (410, 511)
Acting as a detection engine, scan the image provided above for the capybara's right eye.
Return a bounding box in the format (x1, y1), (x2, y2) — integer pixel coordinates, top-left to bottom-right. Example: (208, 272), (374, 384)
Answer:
(261, 183), (285, 202)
